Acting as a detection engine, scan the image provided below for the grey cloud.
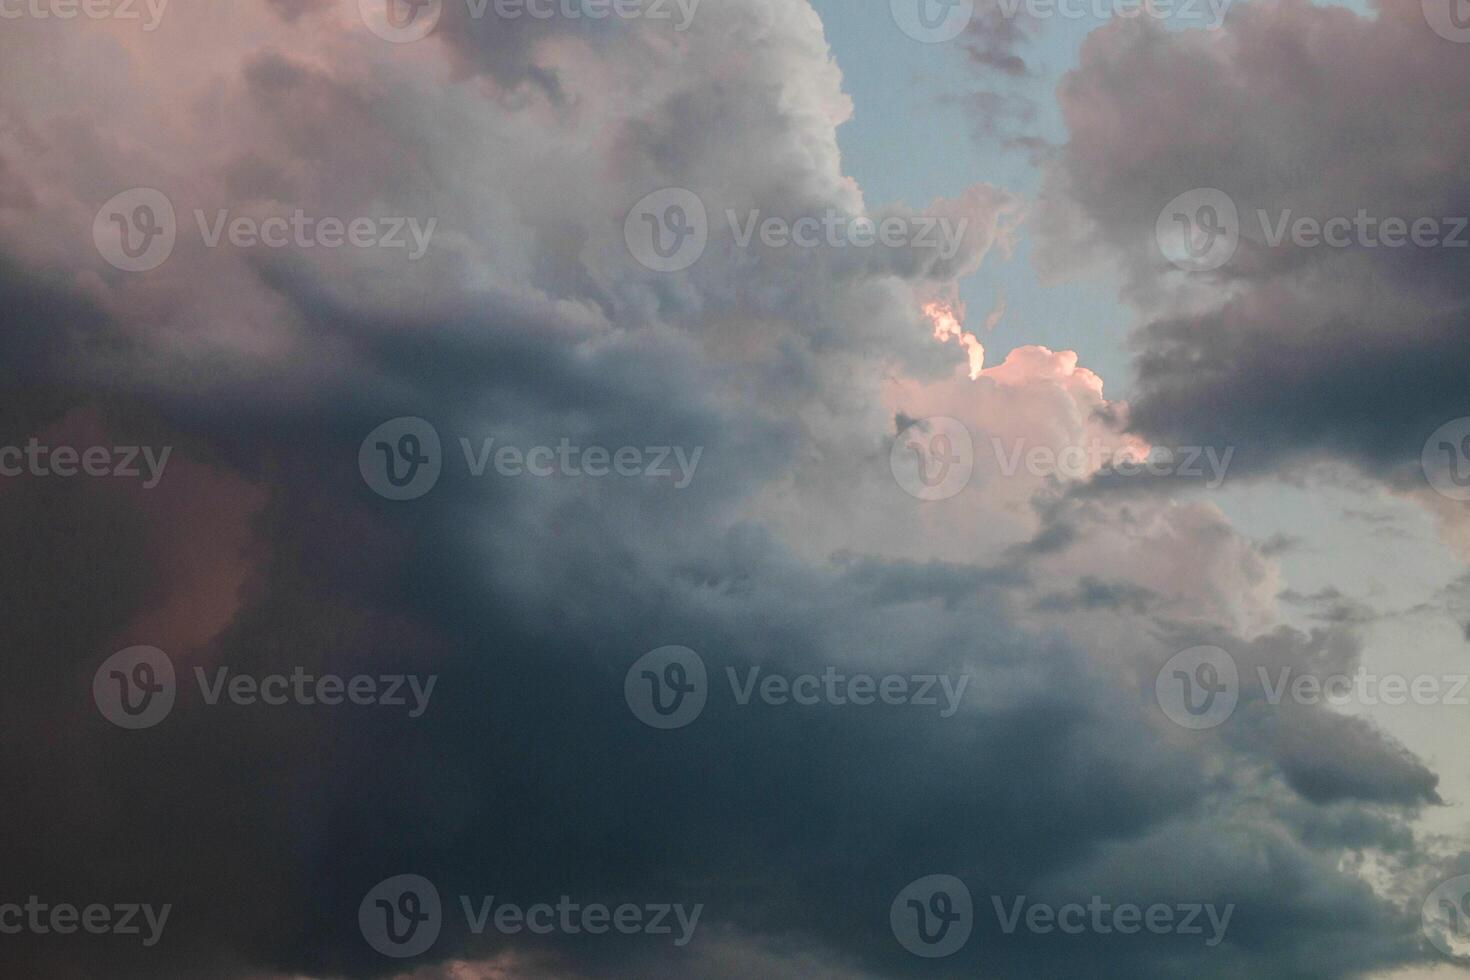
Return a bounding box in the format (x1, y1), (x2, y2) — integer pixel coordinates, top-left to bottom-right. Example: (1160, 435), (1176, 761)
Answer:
(0, 2), (1455, 978)
(1034, 3), (1470, 482)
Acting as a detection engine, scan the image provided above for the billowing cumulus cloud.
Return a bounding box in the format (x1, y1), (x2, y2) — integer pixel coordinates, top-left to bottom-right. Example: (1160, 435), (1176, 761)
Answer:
(0, 1), (1462, 978)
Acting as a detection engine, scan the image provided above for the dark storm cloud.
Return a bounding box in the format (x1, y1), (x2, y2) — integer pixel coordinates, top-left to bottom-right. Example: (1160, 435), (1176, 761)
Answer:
(0, 361), (1206, 980)
(0, 1), (1458, 978)
(1036, 0), (1470, 482)
(1123, 298), (1470, 481)
(0, 247), (1443, 979)
(1269, 710), (1442, 807)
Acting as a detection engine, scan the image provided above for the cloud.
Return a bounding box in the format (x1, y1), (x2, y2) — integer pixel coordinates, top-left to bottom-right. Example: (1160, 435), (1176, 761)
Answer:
(0, 1), (1456, 978)
(1033, 0), (1470, 498)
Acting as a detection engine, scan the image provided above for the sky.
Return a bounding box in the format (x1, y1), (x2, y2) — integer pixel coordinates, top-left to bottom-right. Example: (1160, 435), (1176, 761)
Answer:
(1, 0), (1470, 977)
